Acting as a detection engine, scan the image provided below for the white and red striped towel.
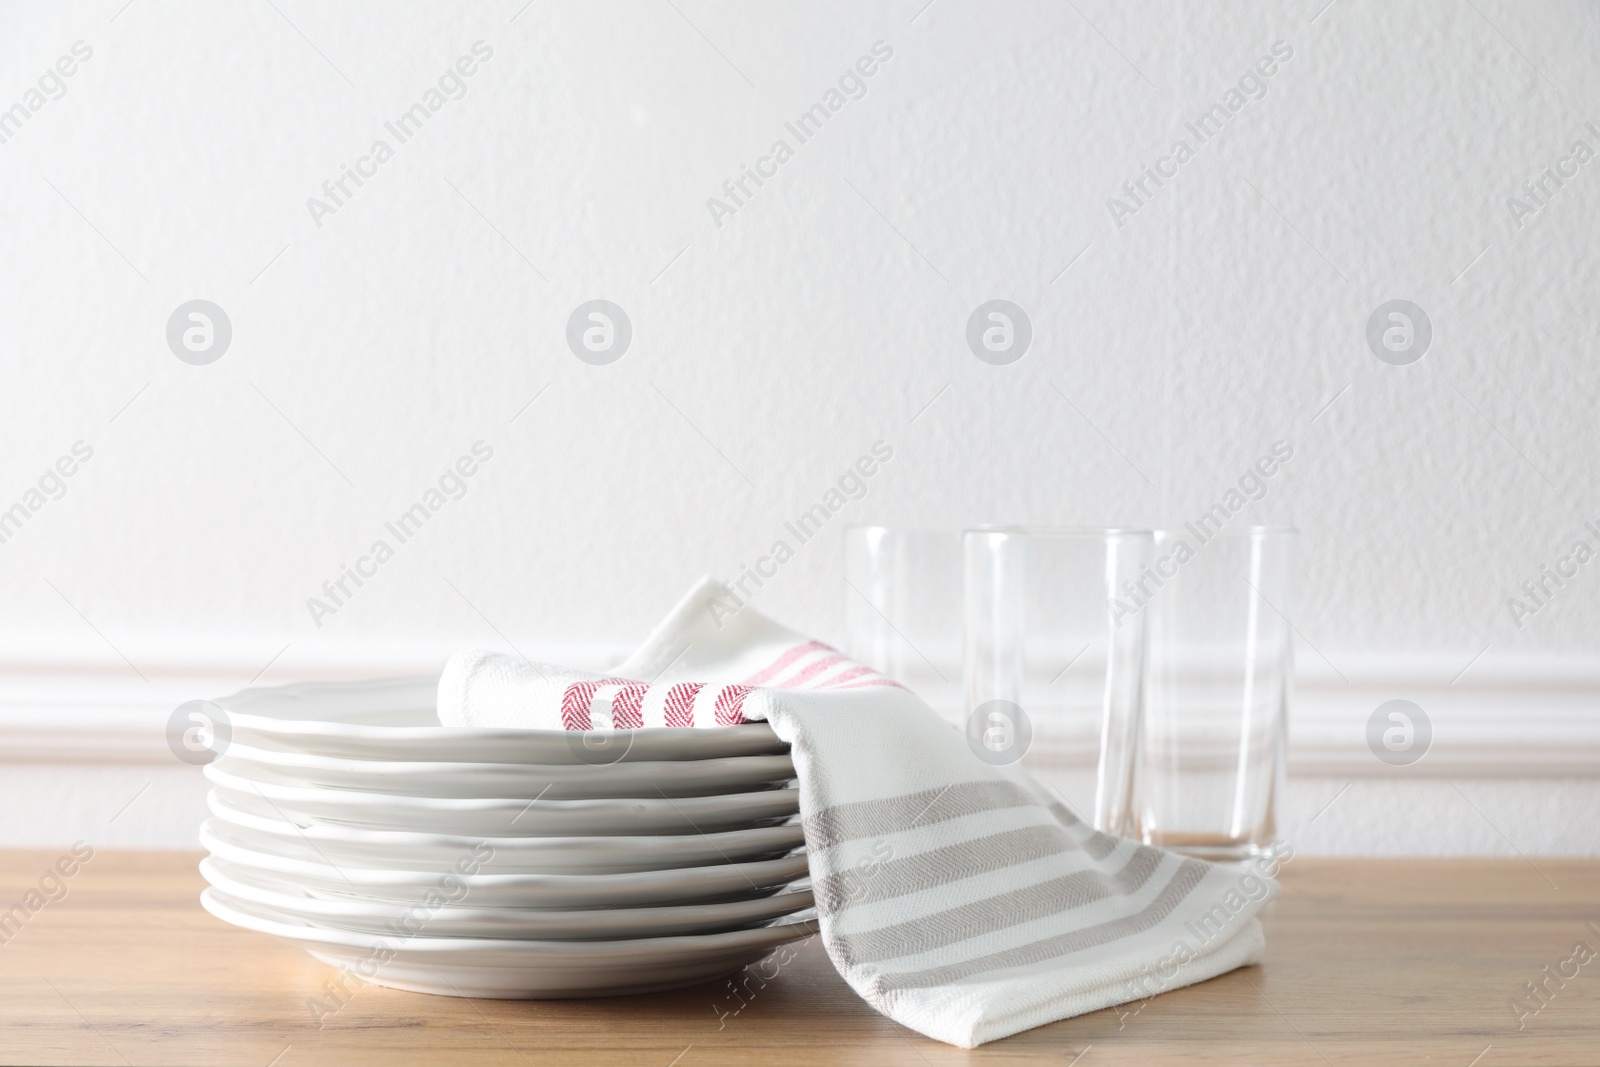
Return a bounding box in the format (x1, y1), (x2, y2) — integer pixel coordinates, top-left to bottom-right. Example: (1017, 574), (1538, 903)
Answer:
(438, 577), (1275, 1048)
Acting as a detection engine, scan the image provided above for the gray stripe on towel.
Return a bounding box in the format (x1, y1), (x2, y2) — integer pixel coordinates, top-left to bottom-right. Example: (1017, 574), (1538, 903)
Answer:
(832, 843), (1166, 965)
(813, 823), (1075, 916)
(804, 780), (1053, 852)
(870, 859), (1211, 991)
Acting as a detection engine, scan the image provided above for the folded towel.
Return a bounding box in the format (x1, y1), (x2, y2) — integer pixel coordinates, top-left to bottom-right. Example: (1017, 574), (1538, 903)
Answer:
(438, 577), (1275, 1048)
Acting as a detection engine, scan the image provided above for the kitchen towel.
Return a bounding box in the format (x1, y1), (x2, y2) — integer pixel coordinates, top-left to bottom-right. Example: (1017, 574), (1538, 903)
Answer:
(438, 576), (1275, 1048)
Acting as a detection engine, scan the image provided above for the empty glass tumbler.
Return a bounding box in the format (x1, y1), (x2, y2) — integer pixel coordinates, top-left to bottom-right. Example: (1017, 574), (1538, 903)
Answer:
(842, 525), (965, 726)
(962, 528), (1154, 833)
(1130, 526), (1297, 862)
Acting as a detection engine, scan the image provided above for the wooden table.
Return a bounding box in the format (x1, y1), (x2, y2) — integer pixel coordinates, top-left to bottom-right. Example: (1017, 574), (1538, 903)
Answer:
(1, 852), (1596, 1066)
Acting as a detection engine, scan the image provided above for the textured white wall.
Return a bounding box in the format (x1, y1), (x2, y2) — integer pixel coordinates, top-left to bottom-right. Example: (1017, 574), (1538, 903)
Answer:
(2, 4), (1599, 693)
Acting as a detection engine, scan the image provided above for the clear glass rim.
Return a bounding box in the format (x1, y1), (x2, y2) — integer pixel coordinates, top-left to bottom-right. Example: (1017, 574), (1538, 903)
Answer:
(842, 524), (972, 535)
(844, 524), (1295, 539)
(1151, 525), (1298, 537)
(845, 523), (1148, 538)
(963, 525), (1155, 540)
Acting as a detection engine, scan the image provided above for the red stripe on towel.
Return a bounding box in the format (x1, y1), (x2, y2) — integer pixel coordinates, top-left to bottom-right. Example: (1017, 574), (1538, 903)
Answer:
(741, 640), (829, 686)
(664, 682), (703, 728)
(559, 678), (631, 730)
(714, 684), (754, 725)
(611, 683), (648, 729)
(780, 653), (849, 689)
(817, 665), (876, 688)
(828, 678), (907, 691)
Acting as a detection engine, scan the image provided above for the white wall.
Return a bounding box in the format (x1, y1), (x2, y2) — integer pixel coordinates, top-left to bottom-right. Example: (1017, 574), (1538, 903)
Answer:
(2, 1), (1598, 850)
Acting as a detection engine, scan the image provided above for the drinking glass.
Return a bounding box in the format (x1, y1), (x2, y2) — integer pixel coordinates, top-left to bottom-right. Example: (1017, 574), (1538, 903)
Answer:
(962, 527), (1154, 833)
(1131, 526), (1297, 863)
(842, 526), (965, 726)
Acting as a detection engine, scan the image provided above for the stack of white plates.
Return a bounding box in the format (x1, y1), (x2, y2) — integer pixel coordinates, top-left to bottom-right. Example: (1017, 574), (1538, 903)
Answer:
(197, 677), (817, 998)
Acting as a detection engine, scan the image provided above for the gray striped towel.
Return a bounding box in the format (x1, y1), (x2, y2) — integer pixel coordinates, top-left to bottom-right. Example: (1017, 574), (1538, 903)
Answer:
(437, 577), (1274, 1047)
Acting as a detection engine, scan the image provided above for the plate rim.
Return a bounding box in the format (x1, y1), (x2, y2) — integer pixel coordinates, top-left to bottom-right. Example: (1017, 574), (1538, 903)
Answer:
(201, 886), (821, 955)
(213, 675), (785, 747)
(202, 800), (806, 854)
(199, 825), (813, 889)
(199, 856), (815, 926)
(216, 739), (796, 776)
(203, 762), (800, 815)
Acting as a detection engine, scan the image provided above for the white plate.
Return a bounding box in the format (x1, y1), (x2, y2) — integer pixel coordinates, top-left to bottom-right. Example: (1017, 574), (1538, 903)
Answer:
(202, 807), (804, 875)
(213, 742), (796, 799)
(206, 793), (802, 872)
(200, 888), (818, 998)
(200, 835), (812, 909)
(215, 676), (788, 762)
(199, 858), (815, 940)
(204, 762), (799, 836)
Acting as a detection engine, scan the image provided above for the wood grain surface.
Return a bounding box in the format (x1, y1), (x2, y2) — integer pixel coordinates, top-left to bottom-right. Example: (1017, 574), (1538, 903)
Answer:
(0, 850), (1596, 1066)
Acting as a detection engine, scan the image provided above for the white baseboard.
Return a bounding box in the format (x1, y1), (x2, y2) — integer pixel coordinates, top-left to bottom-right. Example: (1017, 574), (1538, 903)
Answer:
(0, 640), (623, 764)
(1290, 652), (1600, 776)
(1, 644), (1596, 776)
